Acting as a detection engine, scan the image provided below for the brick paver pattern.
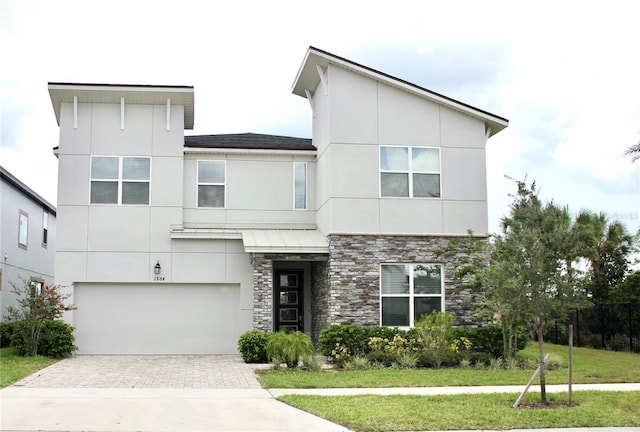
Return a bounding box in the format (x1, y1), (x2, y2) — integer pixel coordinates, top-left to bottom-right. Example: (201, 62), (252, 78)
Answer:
(13, 355), (267, 389)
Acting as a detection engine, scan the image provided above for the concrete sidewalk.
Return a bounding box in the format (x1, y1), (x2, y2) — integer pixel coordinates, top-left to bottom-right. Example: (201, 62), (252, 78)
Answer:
(269, 382), (640, 397)
(3, 384), (638, 432)
(0, 387), (351, 432)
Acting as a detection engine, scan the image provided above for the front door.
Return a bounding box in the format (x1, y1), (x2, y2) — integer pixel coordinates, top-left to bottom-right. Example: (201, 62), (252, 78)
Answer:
(274, 270), (303, 332)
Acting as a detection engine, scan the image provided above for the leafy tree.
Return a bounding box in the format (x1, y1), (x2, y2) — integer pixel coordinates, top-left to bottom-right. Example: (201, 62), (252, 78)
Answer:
(499, 178), (589, 402)
(610, 270), (640, 303)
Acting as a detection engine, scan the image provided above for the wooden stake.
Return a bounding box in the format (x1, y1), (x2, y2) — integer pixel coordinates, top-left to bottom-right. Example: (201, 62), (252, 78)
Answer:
(513, 353), (550, 408)
(568, 324), (573, 406)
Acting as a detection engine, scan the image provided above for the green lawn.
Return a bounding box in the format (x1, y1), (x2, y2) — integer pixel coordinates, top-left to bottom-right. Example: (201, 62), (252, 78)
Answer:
(266, 343), (640, 431)
(280, 391), (640, 431)
(259, 343), (640, 388)
(0, 347), (58, 388)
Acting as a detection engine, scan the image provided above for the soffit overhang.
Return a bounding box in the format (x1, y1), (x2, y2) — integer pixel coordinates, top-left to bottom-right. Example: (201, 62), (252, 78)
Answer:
(48, 82), (195, 129)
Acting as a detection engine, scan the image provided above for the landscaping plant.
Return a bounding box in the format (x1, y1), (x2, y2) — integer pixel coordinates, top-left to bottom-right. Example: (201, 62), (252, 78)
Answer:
(414, 312), (471, 368)
(238, 330), (270, 363)
(5, 280), (76, 357)
(266, 331), (315, 368)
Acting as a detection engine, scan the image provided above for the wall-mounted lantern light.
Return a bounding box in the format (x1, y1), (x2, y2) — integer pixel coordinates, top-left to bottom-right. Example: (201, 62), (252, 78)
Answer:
(154, 260), (161, 275)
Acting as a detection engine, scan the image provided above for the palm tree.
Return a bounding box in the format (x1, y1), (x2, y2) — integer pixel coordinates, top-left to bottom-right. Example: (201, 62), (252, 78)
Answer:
(625, 141), (640, 162)
(579, 212), (634, 303)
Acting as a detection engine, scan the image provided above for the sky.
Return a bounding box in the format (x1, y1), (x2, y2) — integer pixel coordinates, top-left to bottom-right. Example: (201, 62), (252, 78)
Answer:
(2, 0), (640, 235)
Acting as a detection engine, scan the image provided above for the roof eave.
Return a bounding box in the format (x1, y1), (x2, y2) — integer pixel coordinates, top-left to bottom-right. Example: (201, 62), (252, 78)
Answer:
(47, 82), (195, 130)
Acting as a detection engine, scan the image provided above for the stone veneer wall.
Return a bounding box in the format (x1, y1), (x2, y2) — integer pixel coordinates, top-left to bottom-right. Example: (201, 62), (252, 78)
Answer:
(251, 254), (273, 333)
(310, 260), (329, 342)
(324, 234), (484, 328)
(251, 253), (329, 334)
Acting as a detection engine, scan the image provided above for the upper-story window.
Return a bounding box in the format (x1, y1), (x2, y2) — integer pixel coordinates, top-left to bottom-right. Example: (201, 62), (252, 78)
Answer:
(18, 210), (28, 249)
(42, 211), (49, 247)
(90, 156), (150, 205)
(380, 263), (444, 327)
(294, 162), (307, 210)
(380, 146), (440, 198)
(197, 160), (225, 208)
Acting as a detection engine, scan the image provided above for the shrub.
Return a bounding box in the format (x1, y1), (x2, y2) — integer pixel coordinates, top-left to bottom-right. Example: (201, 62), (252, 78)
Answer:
(266, 331), (315, 368)
(467, 324), (529, 358)
(11, 319), (77, 357)
(318, 324), (368, 357)
(301, 355), (323, 372)
(395, 352), (418, 369)
(365, 325), (401, 342)
(38, 320), (77, 358)
(342, 356), (371, 371)
(238, 330), (270, 363)
(5, 281), (75, 356)
(0, 321), (16, 348)
(414, 312), (471, 368)
(366, 350), (396, 367)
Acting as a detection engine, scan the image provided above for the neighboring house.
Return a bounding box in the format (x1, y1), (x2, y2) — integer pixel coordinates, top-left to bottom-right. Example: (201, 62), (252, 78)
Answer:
(0, 166), (57, 319)
(49, 47), (508, 354)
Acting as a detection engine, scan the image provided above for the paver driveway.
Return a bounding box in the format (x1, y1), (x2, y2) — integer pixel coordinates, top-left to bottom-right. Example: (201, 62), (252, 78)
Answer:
(12, 355), (267, 389)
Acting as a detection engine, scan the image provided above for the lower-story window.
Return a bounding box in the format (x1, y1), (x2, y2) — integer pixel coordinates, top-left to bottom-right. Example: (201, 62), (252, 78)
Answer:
(380, 263), (443, 327)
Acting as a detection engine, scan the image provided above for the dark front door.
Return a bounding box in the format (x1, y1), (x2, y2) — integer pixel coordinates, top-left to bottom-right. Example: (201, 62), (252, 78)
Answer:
(274, 270), (303, 332)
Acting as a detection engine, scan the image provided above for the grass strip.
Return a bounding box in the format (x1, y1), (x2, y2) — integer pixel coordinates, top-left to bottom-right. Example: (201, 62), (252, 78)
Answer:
(0, 347), (58, 388)
(279, 391), (640, 431)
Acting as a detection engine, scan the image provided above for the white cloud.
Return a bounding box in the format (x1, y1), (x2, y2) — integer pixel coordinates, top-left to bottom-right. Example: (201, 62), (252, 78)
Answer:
(1, 0), (639, 241)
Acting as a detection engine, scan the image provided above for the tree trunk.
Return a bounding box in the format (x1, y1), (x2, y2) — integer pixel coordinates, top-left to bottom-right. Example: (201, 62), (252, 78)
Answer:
(536, 324), (547, 403)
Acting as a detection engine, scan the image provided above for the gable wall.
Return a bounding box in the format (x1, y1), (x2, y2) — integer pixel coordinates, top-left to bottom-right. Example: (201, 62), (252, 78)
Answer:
(315, 65), (489, 236)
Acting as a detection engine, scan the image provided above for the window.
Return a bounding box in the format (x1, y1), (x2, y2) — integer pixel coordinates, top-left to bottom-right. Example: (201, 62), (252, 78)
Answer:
(197, 160), (225, 208)
(18, 210), (28, 249)
(42, 211), (49, 247)
(90, 156), (150, 205)
(380, 146), (440, 198)
(294, 162), (307, 210)
(380, 263), (443, 327)
(29, 278), (44, 296)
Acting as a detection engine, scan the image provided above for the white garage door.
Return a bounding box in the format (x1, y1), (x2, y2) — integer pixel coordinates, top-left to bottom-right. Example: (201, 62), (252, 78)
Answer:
(74, 283), (240, 354)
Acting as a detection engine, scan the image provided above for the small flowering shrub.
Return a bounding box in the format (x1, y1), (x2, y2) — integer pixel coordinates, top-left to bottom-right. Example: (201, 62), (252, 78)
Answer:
(5, 280), (76, 357)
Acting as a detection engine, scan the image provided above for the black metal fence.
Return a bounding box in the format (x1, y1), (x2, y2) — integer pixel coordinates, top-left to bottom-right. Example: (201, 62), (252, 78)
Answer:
(546, 303), (640, 353)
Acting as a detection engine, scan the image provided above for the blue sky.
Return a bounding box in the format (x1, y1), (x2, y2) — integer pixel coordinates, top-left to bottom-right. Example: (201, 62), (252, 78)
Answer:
(2, 0), (639, 234)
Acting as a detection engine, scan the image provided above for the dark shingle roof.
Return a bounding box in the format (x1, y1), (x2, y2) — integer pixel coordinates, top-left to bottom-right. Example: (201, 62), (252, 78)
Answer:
(184, 133), (315, 151)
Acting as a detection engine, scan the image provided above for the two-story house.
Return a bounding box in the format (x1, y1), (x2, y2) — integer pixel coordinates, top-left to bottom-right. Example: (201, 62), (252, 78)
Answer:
(49, 47), (508, 354)
(1, 166), (57, 318)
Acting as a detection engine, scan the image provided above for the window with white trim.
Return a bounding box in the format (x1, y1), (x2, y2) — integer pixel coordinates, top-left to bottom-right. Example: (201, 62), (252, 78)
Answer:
(380, 263), (444, 327)
(197, 160), (225, 208)
(380, 146), (440, 198)
(18, 210), (28, 249)
(90, 156), (150, 204)
(294, 162), (307, 210)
